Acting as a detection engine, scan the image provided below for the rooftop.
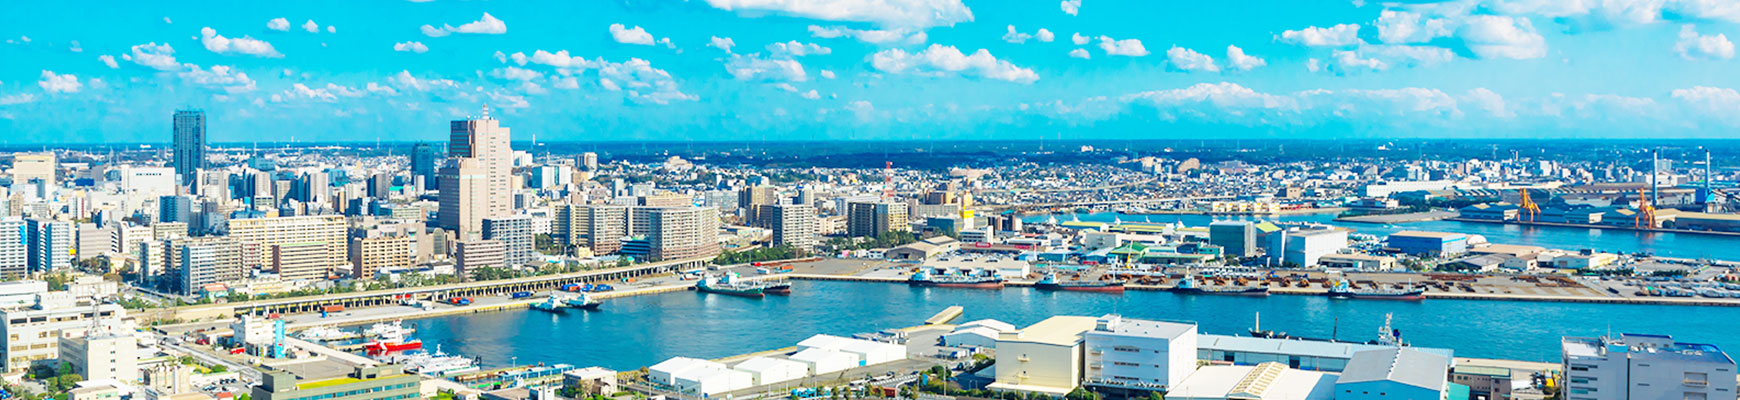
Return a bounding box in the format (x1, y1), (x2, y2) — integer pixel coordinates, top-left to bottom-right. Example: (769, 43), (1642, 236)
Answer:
(1167, 363), (1338, 400)
(1199, 335), (1455, 360)
(999, 316), (1099, 346)
(1336, 348), (1451, 391)
(1091, 315), (1195, 339)
(1389, 231), (1466, 240)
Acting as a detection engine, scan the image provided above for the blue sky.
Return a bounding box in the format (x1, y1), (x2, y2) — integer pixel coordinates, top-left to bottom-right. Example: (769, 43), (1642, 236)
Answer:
(2, 0), (1739, 143)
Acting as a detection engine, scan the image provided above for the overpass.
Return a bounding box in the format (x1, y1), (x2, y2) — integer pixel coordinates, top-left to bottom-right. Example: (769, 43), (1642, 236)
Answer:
(154, 256), (712, 321)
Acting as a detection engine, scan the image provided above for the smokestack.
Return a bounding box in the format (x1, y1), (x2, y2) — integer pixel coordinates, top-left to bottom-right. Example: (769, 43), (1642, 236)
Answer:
(1707, 149), (1715, 206)
(1651, 149), (1659, 206)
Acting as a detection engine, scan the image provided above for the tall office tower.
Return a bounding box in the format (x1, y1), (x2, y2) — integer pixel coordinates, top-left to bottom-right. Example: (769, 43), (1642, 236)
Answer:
(26, 219), (72, 272)
(172, 110), (206, 187)
(438, 158), (487, 241)
(482, 216), (533, 267)
(579, 152), (598, 171)
(737, 185), (778, 227)
(411, 142), (440, 191)
(847, 202), (909, 237)
(0, 218), (25, 279)
(647, 207), (720, 261)
(769, 204), (817, 250)
(178, 237), (244, 295)
(158, 195), (194, 224)
(367, 173), (392, 199)
(448, 105), (512, 219)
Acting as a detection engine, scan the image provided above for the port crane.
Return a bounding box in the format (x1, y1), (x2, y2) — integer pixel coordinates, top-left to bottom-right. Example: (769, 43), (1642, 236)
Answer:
(1634, 188), (1657, 229)
(1518, 188), (1541, 222)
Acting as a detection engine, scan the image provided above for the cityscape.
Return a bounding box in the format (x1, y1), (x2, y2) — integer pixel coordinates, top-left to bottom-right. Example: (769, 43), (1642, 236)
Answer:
(3, 2), (1740, 400)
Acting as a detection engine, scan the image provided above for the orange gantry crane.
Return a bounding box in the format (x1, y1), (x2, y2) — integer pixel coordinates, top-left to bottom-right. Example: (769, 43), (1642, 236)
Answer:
(1518, 189), (1541, 222)
(1634, 188), (1657, 228)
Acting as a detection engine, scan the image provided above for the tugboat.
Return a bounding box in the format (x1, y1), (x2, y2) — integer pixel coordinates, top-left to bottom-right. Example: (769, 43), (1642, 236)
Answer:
(908, 268), (1005, 289)
(696, 273), (766, 298)
(565, 292), (603, 310)
(1033, 272), (1125, 293)
(763, 280), (793, 295)
(531, 295), (565, 313)
(1326, 279), (1425, 300)
(1168, 273), (1269, 296)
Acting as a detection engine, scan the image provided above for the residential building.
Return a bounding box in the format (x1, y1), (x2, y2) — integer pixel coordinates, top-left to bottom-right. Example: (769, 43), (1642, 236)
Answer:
(158, 195), (194, 224)
(0, 301), (125, 374)
(180, 238), (244, 296)
(272, 243), (328, 282)
(483, 216), (534, 267)
(1562, 333), (1737, 400)
(1082, 315), (1198, 393)
(173, 110), (206, 185)
(738, 186), (778, 227)
(988, 315), (1101, 395)
(252, 364), (419, 400)
(229, 215), (346, 271)
(0, 218), (24, 278)
(646, 207), (719, 261)
(455, 239), (505, 279)
(27, 218), (72, 272)
(1209, 221), (1257, 258)
(847, 202), (908, 237)
(768, 204), (816, 250)
(582, 205), (627, 255)
(350, 234), (411, 280)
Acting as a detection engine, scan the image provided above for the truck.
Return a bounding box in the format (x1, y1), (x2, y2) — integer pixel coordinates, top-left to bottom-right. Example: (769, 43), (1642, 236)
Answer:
(509, 291), (534, 299)
(321, 305), (345, 313)
(448, 297), (472, 306)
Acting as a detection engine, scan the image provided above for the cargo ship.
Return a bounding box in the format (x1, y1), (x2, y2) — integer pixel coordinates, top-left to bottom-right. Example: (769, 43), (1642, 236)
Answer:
(1167, 274), (1269, 296)
(696, 273), (766, 298)
(1033, 272), (1125, 293)
(1326, 279), (1425, 300)
(908, 269), (1005, 289)
(565, 293), (603, 310)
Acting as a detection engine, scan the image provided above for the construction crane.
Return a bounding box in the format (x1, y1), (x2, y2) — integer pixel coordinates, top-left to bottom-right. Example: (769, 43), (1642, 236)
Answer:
(1518, 188), (1541, 222)
(1634, 188), (1657, 229)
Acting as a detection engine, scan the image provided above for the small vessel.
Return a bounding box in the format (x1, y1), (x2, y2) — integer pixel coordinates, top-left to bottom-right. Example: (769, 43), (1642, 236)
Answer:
(531, 295), (565, 313)
(908, 269), (1005, 289)
(1034, 272), (1125, 293)
(365, 320), (414, 338)
(565, 292), (603, 310)
(763, 281), (793, 295)
(696, 273), (766, 298)
(1168, 273), (1268, 296)
(296, 326), (355, 341)
(1326, 279), (1424, 300)
(364, 333), (423, 355)
(386, 346), (481, 377)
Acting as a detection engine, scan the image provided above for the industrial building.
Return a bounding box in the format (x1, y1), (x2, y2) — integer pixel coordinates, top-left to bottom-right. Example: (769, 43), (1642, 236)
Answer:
(1561, 333), (1737, 400)
(1082, 315), (1198, 393)
(1386, 231), (1468, 256)
(989, 315), (1100, 395)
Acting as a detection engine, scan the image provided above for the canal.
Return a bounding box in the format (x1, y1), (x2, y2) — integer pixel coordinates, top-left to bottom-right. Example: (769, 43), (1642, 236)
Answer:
(404, 280), (1740, 370)
(1026, 212), (1740, 261)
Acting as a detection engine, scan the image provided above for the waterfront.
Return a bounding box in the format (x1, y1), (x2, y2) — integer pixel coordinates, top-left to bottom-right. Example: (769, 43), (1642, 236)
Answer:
(402, 280), (1740, 370)
(1029, 212), (1740, 261)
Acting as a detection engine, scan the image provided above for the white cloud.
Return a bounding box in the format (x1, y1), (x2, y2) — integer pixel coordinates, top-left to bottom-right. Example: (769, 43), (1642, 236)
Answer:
(1375, 10), (1454, 43)
(1676, 24), (1734, 60)
(201, 27), (283, 57)
(1279, 24), (1361, 47)
(421, 13), (507, 37)
(179, 64), (257, 93)
(1071, 32), (1089, 45)
(801, 90), (821, 99)
(267, 18), (290, 31)
(1463, 88), (1513, 118)
(703, 0), (973, 29)
(366, 82), (398, 95)
(726, 53), (809, 82)
(1061, 0), (1081, 15)
(528, 49), (587, 68)
(870, 44), (1039, 83)
(552, 76), (579, 90)
(394, 41), (429, 53)
(1069, 48), (1091, 59)
(709, 36), (736, 53)
(1324, 44), (1454, 74)
(609, 24), (656, 46)
(1003, 25), (1032, 43)
(303, 20), (319, 33)
(1225, 45), (1265, 71)
(273, 83), (366, 103)
(1060, 82), (1478, 127)
(327, 25), (336, 33)
(491, 66), (543, 81)
(1329, 50), (1387, 73)
(820, 70), (837, 79)
(773, 83), (799, 92)
(0, 93), (32, 105)
(808, 25), (927, 45)
(1672, 86), (1740, 124)
(69, 40), (81, 52)
(38, 71), (82, 93)
(1166, 46), (1219, 72)
(1036, 28), (1055, 42)
(122, 42), (178, 70)
(388, 70), (458, 91)
(1097, 36), (1148, 56)
(596, 58), (697, 104)
(767, 41), (831, 57)
(98, 55), (118, 69)
(163, 17), (172, 24)
(1457, 15), (1546, 59)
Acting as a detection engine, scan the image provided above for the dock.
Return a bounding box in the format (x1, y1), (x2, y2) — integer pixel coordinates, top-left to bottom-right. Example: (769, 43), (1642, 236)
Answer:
(925, 306), (964, 325)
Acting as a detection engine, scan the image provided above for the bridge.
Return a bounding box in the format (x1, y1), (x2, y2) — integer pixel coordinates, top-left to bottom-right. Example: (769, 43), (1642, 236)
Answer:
(153, 256), (712, 321)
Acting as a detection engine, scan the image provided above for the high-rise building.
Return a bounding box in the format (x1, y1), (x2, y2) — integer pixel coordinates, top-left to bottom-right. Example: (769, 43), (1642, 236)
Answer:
(847, 202), (909, 237)
(448, 105), (512, 220)
(583, 205), (628, 256)
(482, 216), (533, 267)
(271, 243), (328, 282)
(579, 152), (599, 171)
(173, 110), (206, 186)
(366, 173), (392, 199)
(438, 158), (487, 240)
(411, 142), (440, 191)
(738, 185), (778, 227)
(10, 153), (55, 186)
(179, 237), (244, 295)
(159, 195), (194, 223)
(227, 215), (346, 272)
(26, 218), (72, 272)
(348, 234), (410, 280)
(769, 204), (816, 250)
(647, 207), (719, 261)
(0, 218), (25, 279)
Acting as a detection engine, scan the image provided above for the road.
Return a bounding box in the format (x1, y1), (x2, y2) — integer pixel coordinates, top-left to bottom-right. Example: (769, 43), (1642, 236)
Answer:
(153, 333), (263, 384)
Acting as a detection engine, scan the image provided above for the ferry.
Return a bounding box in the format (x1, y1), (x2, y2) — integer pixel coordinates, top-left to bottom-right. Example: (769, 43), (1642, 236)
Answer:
(1033, 272), (1125, 293)
(908, 269), (1005, 289)
(565, 293), (603, 310)
(1326, 279), (1424, 300)
(531, 295), (565, 313)
(696, 273), (766, 298)
(384, 346), (481, 377)
(1167, 274), (1268, 296)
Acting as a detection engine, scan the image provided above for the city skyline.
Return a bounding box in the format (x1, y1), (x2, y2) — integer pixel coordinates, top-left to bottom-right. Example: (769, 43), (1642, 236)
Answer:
(3, 0), (1740, 143)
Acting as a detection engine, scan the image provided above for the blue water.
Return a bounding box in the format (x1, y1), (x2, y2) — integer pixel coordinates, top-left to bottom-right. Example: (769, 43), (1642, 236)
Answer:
(404, 280), (1740, 370)
(1027, 212), (1740, 261)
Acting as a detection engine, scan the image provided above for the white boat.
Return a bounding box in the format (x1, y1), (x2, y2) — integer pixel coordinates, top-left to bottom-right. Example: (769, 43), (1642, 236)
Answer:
(365, 320), (414, 338)
(297, 326), (352, 341)
(387, 345), (480, 377)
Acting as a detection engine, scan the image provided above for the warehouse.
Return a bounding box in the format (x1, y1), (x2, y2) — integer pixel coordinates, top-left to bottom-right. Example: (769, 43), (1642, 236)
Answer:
(788, 348), (857, 375)
(732, 357), (809, 386)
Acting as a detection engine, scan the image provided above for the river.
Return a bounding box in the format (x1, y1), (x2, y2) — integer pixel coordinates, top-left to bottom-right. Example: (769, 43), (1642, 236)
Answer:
(401, 280), (1740, 370)
(1023, 212), (1740, 261)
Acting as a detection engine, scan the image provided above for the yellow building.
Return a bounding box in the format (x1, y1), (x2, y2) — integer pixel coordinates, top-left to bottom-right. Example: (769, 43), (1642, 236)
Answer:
(228, 215), (346, 271)
(989, 316), (1100, 395)
(350, 235), (412, 279)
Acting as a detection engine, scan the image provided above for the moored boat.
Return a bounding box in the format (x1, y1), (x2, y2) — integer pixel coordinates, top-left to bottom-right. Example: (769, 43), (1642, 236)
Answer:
(1033, 272), (1125, 293)
(1326, 279), (1424, 300)
(696, 273), (766, 298)
(531, 295), (565, 313)
(908, 269), (1004, 289)
(763, 281), (793, 295)
(1168, 274), (1268, 296)
(364, 334), (423, 355)
(565, 293), (603, 310)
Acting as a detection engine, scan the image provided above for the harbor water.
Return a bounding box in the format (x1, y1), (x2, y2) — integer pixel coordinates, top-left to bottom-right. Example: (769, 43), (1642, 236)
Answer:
(404, 280), (1740, 370)
(1025, 212), (1740, 261)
